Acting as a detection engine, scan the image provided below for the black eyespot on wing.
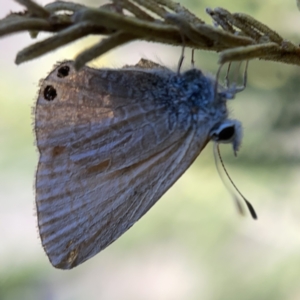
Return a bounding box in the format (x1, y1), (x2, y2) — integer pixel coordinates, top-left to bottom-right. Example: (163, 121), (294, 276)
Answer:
(44, 85), (57, 101)
(217, 125), (235, 142)
(57, 65), (70, 78)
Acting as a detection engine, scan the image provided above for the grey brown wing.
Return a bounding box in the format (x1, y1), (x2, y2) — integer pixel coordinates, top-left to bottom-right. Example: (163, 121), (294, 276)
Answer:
(35, 61), (207, 269)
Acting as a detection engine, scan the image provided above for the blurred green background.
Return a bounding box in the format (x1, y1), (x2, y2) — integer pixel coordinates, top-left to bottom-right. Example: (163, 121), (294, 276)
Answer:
(1, 0), (300, 299)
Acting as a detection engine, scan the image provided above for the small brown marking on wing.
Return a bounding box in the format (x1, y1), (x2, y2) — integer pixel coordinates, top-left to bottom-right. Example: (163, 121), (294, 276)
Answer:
(86, 159), (110, 174)
(52, 146), (66, 157)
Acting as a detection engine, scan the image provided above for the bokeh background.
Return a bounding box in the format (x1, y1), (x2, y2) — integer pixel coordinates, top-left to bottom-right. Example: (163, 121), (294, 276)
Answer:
(1, 0), (300, 299)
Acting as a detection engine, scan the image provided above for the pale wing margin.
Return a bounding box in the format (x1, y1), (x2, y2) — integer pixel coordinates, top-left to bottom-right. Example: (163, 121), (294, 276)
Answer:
(35, 61), (206, 269)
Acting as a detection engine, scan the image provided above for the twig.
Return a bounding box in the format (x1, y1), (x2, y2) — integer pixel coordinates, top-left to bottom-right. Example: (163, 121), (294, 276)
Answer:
(0, 0), (299, 67)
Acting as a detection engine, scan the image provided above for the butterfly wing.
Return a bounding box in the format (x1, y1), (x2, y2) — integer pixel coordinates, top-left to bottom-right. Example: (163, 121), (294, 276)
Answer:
(35, 61), (209, 269)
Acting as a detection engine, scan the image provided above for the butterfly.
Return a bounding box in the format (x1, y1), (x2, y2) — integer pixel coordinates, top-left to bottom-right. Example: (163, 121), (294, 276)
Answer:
(35, 58), (251, 269)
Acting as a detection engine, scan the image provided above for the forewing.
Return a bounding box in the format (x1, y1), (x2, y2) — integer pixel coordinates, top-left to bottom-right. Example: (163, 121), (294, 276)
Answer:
(35, 61), (208, 269)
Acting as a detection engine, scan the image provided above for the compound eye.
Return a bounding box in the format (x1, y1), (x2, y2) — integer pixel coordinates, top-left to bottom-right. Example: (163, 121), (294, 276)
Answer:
(210, 124), (236, 143)
(217, 125), (235, 142)
(210, 120), (242, 154)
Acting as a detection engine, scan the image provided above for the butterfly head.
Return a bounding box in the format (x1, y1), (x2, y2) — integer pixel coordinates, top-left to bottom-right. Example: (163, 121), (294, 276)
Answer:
(209, 119), (242, 156)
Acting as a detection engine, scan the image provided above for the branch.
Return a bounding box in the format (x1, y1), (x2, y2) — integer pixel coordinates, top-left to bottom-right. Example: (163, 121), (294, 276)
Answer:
(1, 0), (300, 68)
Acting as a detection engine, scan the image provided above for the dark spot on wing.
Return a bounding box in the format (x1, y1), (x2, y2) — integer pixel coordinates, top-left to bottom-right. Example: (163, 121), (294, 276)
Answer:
(44, 85), (57, 101)
(57, 65), (70, 78)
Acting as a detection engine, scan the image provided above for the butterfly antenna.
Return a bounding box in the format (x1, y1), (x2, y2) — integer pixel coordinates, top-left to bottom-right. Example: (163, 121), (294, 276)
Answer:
(213, 143), (257, 220)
